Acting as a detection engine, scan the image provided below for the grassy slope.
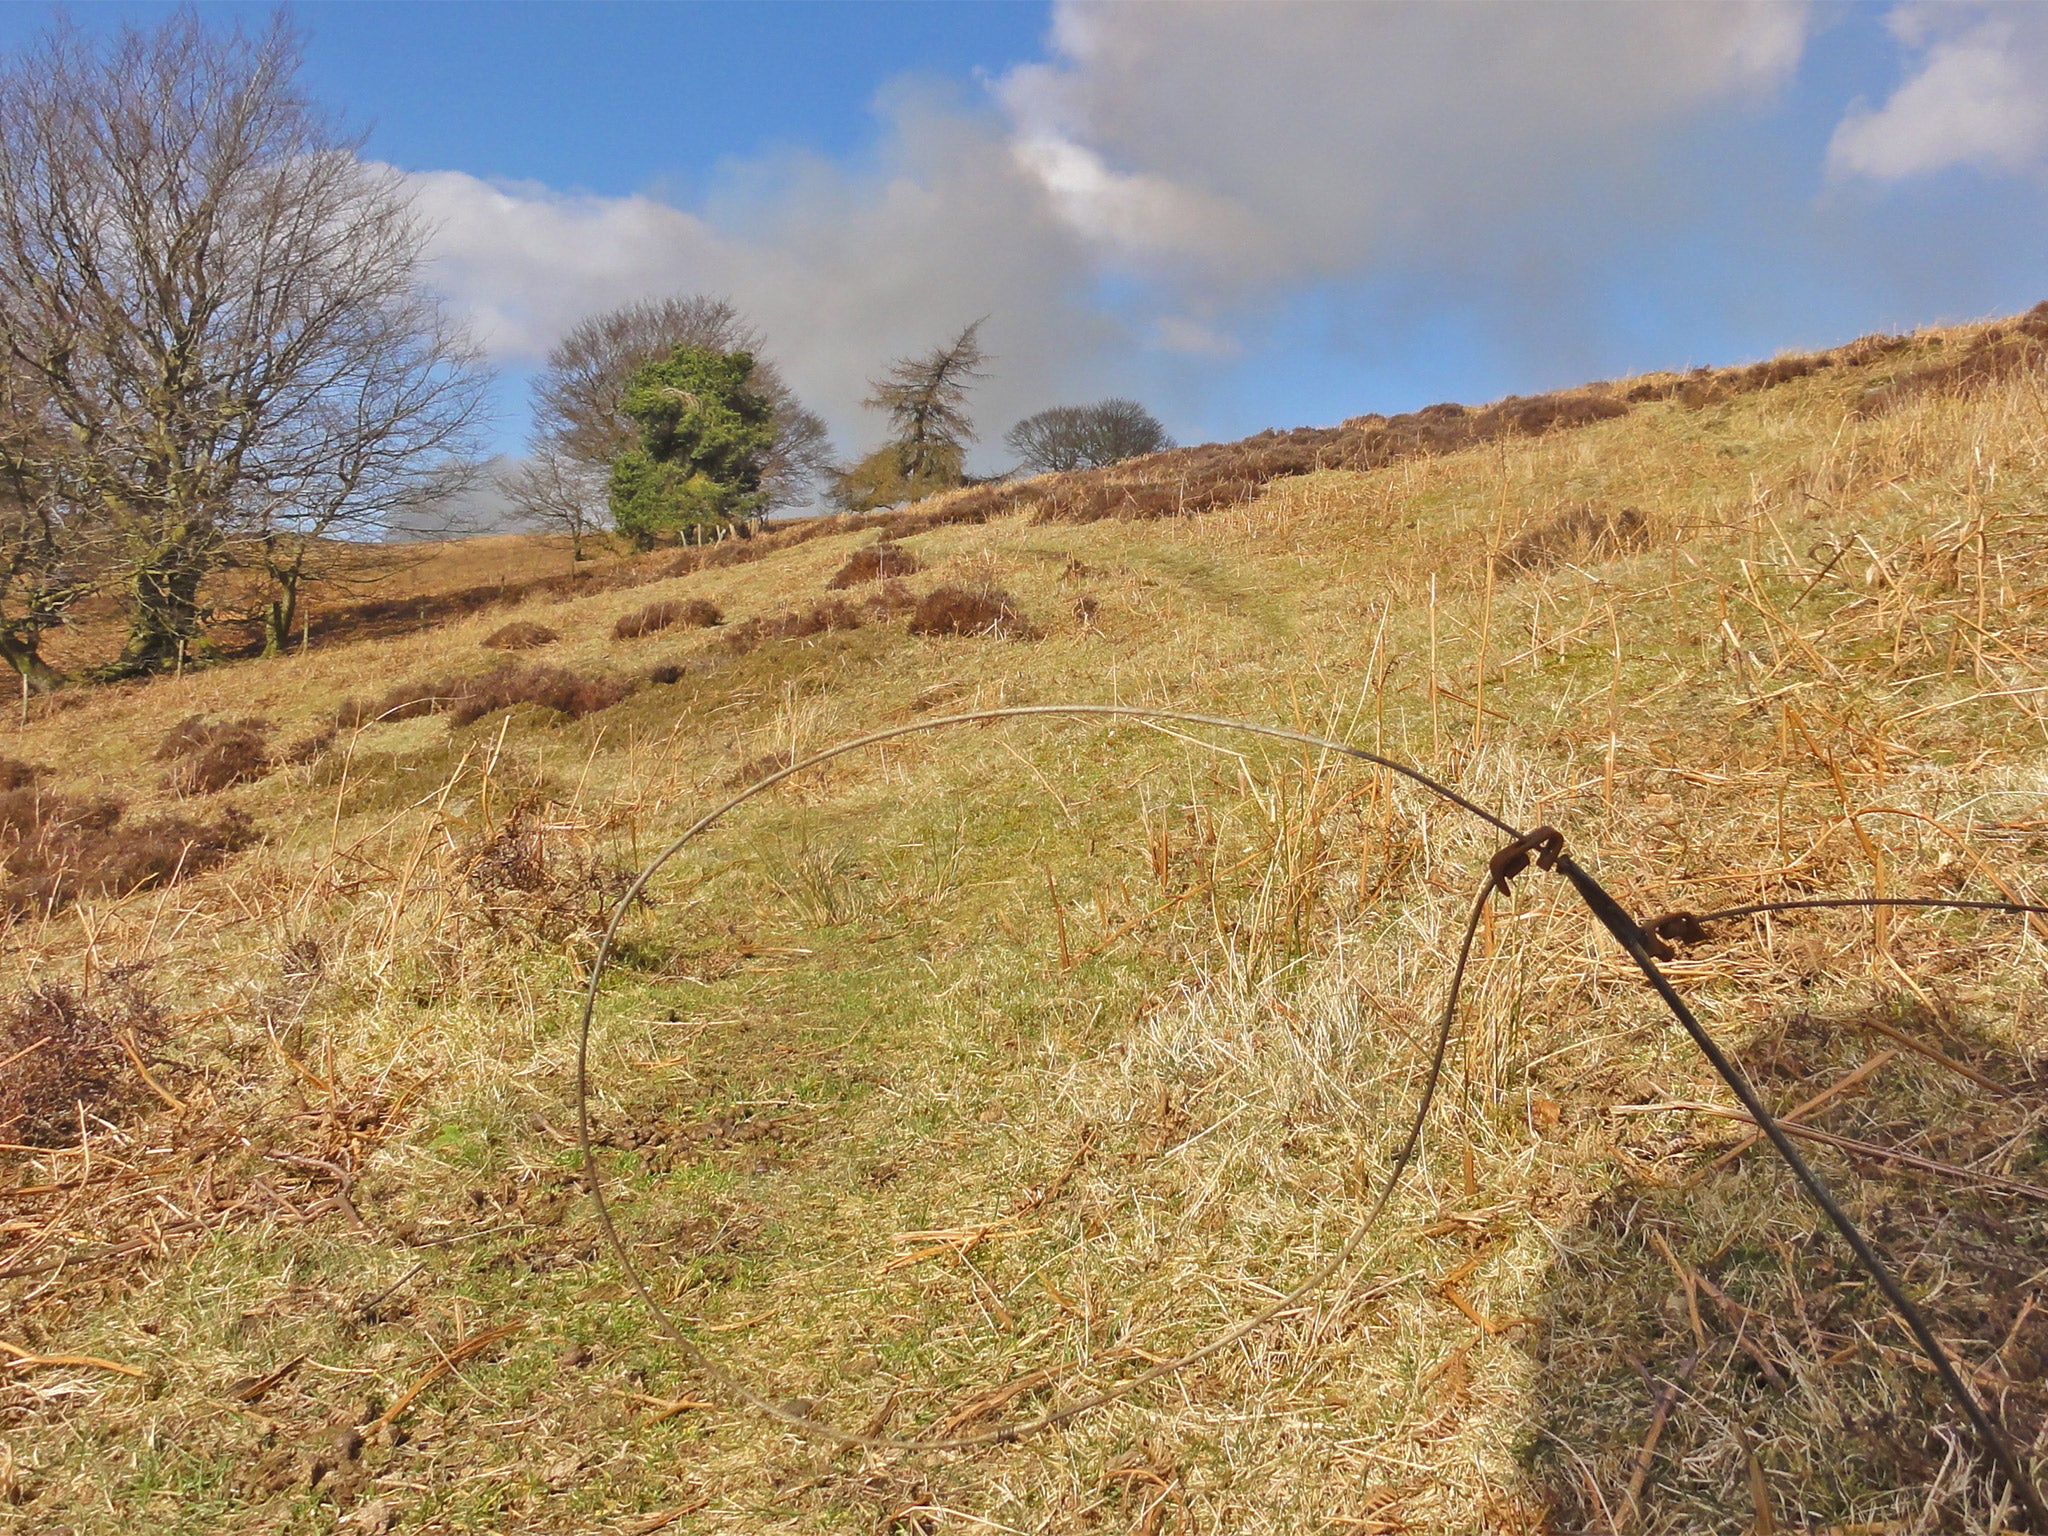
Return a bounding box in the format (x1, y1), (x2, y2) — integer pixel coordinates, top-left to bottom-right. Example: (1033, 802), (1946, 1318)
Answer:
(5, 320), (2048, 1534)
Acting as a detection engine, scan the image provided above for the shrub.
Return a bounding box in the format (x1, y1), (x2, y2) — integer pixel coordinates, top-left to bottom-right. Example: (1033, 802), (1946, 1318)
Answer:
(719, 598), (865, 655)
(1495, 505), (1652, 575)
(864, 580), (920, 618)
(460, 806), (637, 949)
(908, 585), (1037, 639)
(613, 598), (721, 639)
(337, 663), (635, 730)
(156, 714), (271, 796)
(482, 620), (560, 650)
(0, 980), (165, 1146)
(1855, 306), (2048, 417)
(0, 785), (257, 914)
(826, 541), (923, 589)
(274, 727), (336, 766)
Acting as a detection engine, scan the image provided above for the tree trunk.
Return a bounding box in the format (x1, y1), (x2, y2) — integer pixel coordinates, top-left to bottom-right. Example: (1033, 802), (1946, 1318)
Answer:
(109, 550), (211, 676)
(0, 629), (65, 692)
(261, 578), (298, 657)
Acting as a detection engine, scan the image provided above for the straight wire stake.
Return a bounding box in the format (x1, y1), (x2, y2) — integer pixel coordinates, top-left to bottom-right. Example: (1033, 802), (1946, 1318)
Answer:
(1553, 853), (2048, 1529)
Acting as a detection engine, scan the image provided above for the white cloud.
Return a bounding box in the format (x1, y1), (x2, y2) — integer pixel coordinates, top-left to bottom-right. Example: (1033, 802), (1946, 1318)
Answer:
(400, 91), (1134, 470)
(1828, 5), (2048, 180)
(400, 2), (1838, 461)
(1000, 0), (1809, 283)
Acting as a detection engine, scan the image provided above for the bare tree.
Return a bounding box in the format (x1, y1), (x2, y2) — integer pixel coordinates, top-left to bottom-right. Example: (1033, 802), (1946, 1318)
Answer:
(0, 11), (489, 676)
(1006, 398), (1174, 475)
(511, 295), (832, 540)
(499, 442), (609, 563)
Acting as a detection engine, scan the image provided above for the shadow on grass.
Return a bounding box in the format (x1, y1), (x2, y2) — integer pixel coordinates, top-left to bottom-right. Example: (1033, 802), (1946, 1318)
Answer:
(1523, 997), (2048, 1532)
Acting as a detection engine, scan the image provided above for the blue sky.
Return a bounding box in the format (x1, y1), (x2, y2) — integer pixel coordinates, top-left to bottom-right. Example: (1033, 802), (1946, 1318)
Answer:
(4, 2), (2046, 472)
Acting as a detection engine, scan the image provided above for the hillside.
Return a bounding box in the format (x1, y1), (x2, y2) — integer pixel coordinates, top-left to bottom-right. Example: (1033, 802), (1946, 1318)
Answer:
(5, 308), (2048, 1534)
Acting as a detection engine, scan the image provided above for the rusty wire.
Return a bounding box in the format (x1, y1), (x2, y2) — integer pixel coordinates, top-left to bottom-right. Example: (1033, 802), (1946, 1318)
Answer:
(574, 705), (2048, 1523)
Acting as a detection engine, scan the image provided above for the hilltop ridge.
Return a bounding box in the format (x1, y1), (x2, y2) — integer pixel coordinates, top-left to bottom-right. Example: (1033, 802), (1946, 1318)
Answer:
(4, 305), (2048, 1533)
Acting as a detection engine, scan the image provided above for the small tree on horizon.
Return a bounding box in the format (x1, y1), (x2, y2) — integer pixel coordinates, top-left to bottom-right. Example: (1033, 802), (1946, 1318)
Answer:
(1005, 398), (1174, 475)
(607, 347), (776, 548)
(510, 295), (834, 548)
(833, 320), (988, 512)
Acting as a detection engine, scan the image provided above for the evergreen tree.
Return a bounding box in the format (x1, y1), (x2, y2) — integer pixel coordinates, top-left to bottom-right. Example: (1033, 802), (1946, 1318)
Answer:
(607, 348), (776, 547)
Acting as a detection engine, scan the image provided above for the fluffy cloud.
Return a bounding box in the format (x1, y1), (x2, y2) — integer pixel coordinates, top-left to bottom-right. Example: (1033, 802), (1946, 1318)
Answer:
(405, 1), (1933, 464)
(1828, 4), (2048, 181)
(1000, 0), (1809, 283)
(405, 87), (1134, 469)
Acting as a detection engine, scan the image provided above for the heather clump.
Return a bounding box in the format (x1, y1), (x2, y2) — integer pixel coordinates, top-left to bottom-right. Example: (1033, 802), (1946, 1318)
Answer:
(0, 980), (165, 1146)
(336, 662), (635, 729)
(613, 598), (721, 639)
(826, 541), (922, 589)
(907, 584), (1037, 639)
(481, 619), (560, 650)
(719, 597), (864, 654)
(0, 784), (256, 914)
(156, 714), (272, 795)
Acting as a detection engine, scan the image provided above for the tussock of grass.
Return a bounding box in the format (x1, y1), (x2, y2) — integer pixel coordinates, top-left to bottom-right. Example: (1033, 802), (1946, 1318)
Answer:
(336, 660), (635, 728)
(156, 713), (272, 795)
(613, 598), (721, 640)
(481, 619), (561, 650)
(907, 584), (1037, 639)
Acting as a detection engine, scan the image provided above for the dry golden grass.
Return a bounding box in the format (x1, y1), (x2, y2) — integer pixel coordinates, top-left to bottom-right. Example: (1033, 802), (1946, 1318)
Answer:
(2, 315), (2047, 1534)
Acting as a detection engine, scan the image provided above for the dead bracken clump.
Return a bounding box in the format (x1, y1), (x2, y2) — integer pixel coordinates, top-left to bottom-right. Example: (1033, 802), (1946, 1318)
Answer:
(719, 598), (865, 655)
(863, 580), (920, 618)
(0, 980), (165, 1147)
(461, 806), (637, 948)
(613, 598), (721, 639)
(481, 620), (560, 651)
(908, 584), (1038, 639)
(1494, 505), (1652, 575)
(826, 541), (923, 589)
(336, 662), (635, 729)
(156, 714), (272, 796)
(0, 779), (257, 914)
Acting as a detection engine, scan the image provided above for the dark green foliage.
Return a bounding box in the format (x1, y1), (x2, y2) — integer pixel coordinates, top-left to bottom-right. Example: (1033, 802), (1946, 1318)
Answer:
(607, 348), (776, 547)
